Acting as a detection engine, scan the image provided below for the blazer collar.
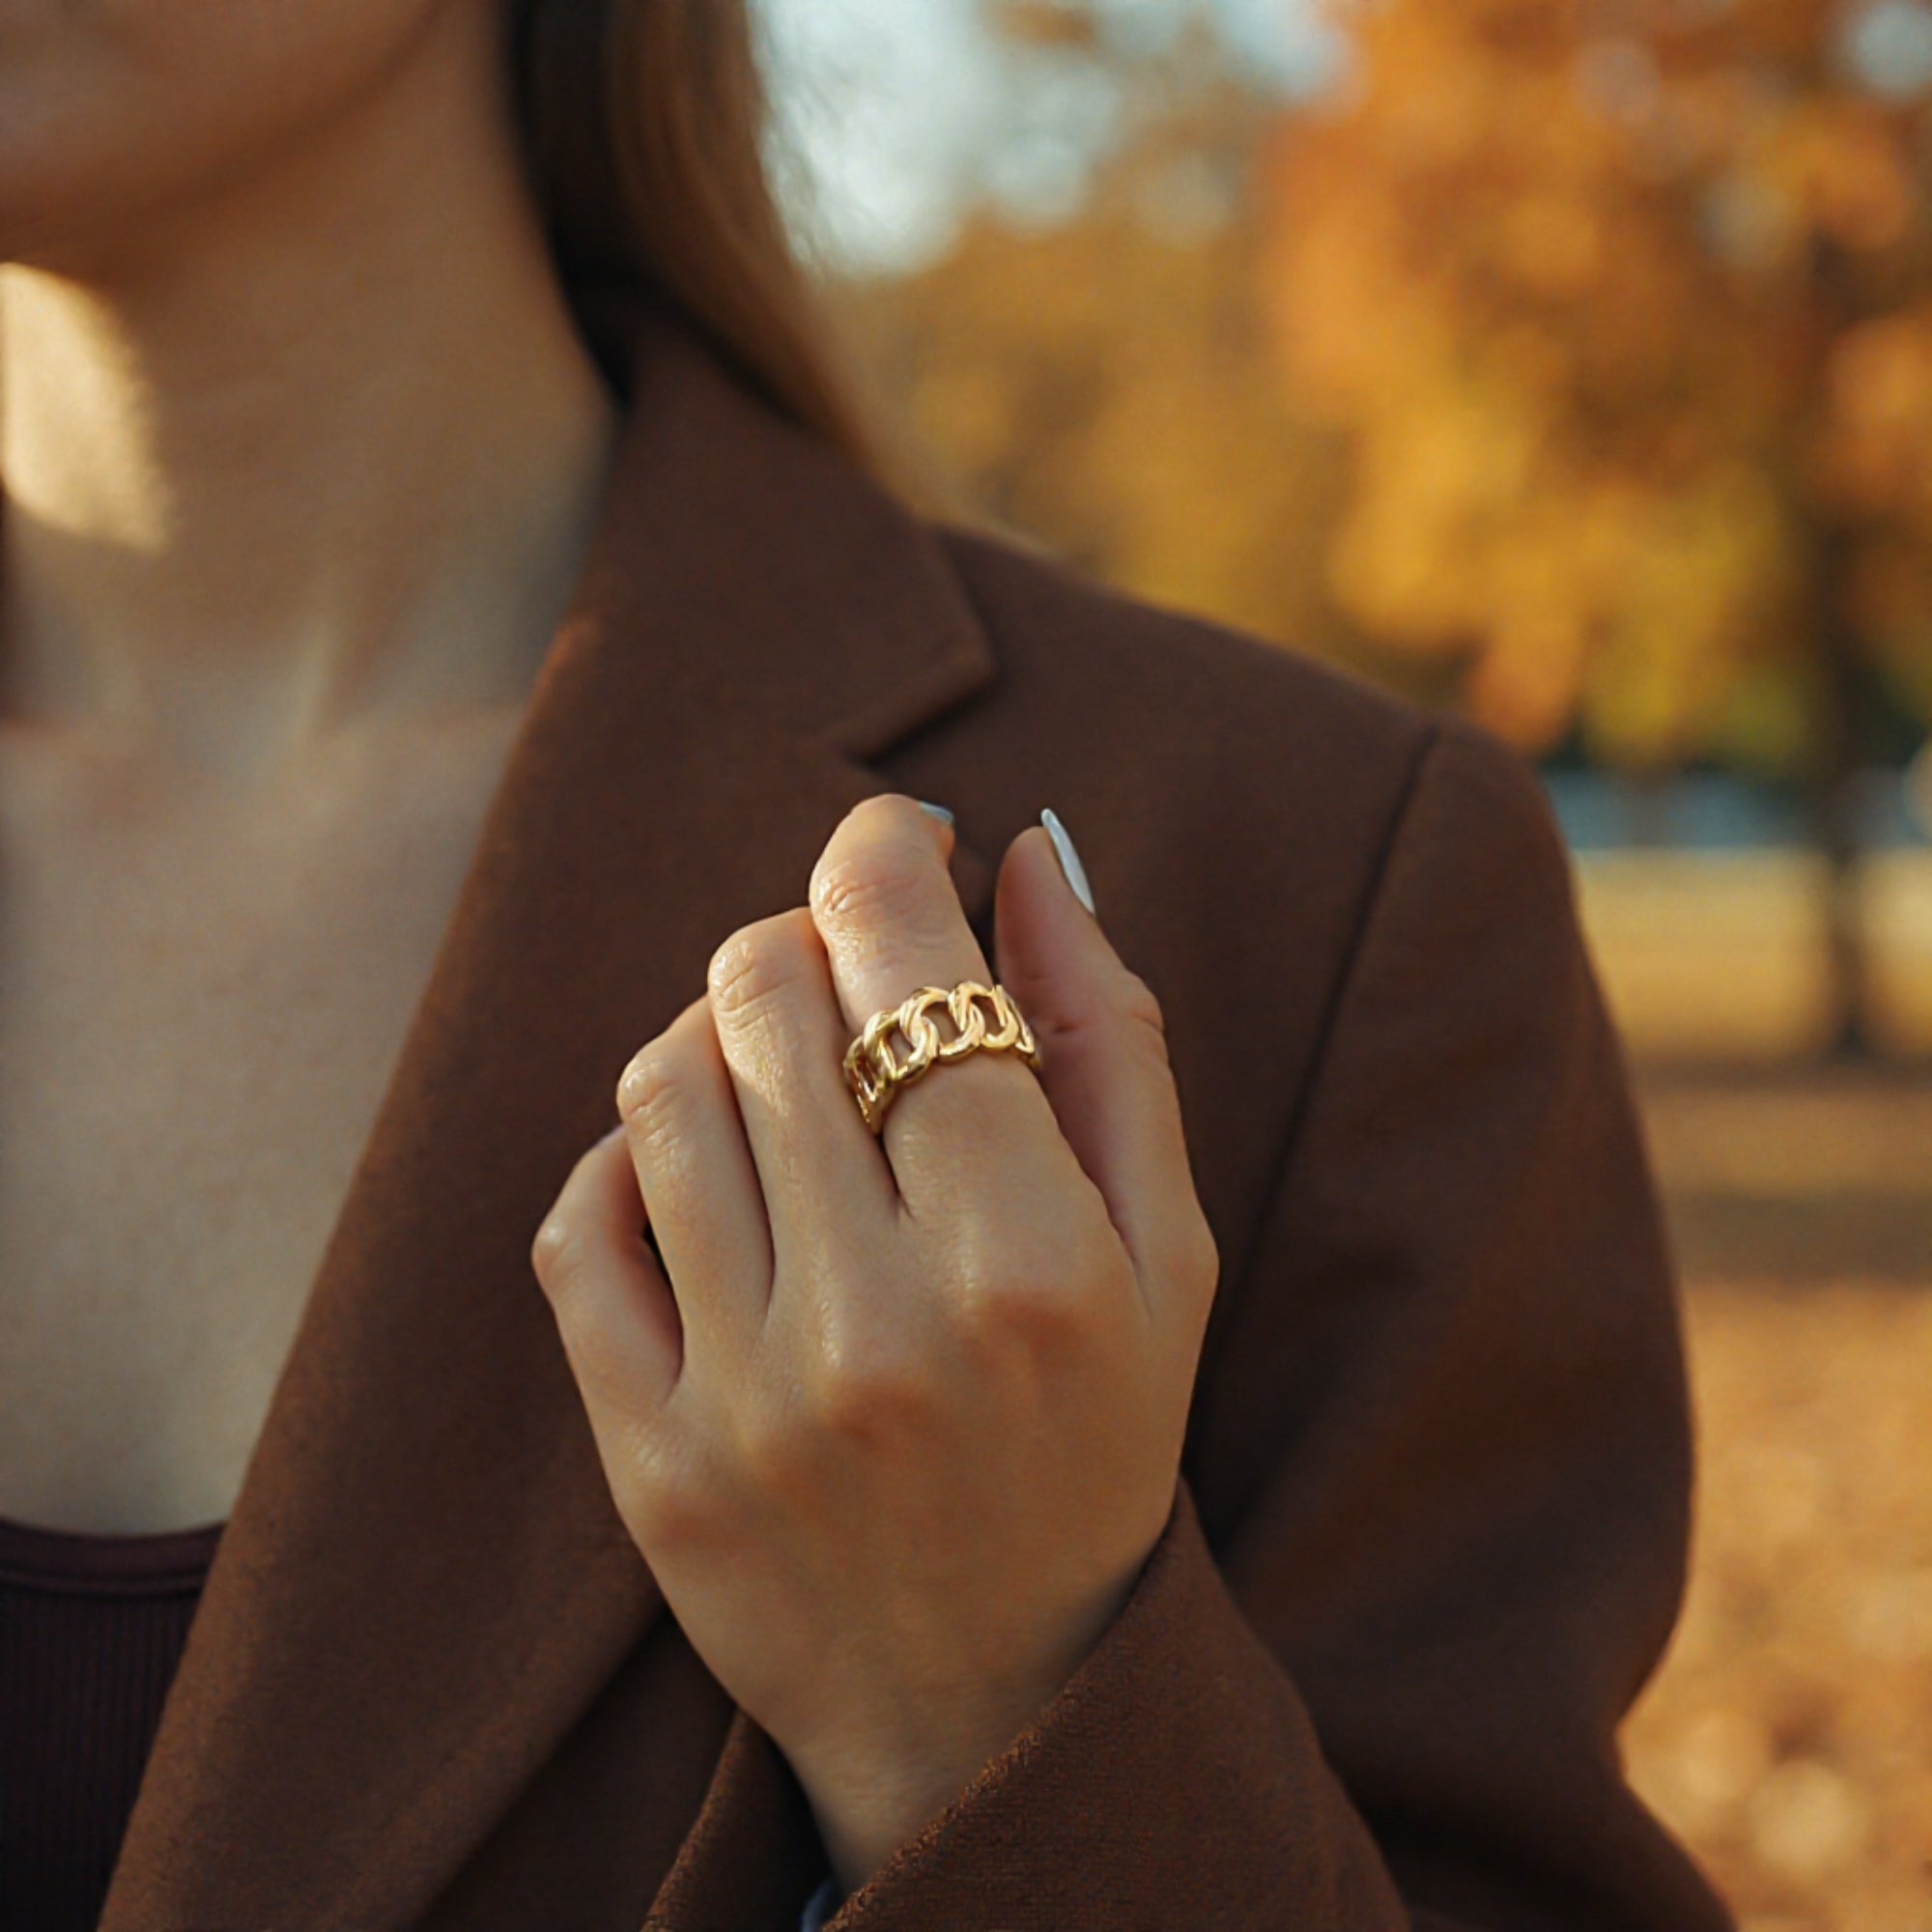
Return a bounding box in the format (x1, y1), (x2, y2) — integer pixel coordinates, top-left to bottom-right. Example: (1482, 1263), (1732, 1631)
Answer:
(96, 297), (998, 1927)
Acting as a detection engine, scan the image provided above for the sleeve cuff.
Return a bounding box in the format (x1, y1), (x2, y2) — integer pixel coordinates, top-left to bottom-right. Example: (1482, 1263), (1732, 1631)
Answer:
(819, 1479), (1402, 1924)
(651, 1479), (1405, 1929)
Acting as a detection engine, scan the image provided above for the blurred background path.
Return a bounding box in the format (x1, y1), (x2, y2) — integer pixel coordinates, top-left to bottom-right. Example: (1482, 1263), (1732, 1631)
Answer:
(1613, 920), (1930, 1931)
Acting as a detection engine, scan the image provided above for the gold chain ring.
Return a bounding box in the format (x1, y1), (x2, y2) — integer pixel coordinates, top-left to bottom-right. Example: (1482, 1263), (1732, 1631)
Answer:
(842, 980), (1041, 1134)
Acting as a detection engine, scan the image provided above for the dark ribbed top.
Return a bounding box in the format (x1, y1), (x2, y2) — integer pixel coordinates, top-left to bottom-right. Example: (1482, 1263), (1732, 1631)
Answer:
(0, 1512), (225, 1932)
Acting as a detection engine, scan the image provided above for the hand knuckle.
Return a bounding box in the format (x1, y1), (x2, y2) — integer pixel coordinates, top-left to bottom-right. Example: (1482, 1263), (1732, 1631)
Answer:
(623, 1446), (712, 1553)
(707, 911), (812, 1023)
(1159, 1206), (1221, 1314)
(810, 1329), (931, 1440)
(1118, 970), (1171, 1051)
(731, 1405), (807, 1492)
(616, 1045), (687, 1147)
(952, 1228), (1097, 1350)
(1175, 1211), (1221, 1303)
(530, 1213), (587, 1294)
(957, 1279), (1070, 1355)
(810, 845), (924, 934)
(529, 1210), (566, 1275)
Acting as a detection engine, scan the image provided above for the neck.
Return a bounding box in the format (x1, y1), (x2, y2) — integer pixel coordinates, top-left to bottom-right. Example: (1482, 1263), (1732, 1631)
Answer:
(0, 14), (622, 781)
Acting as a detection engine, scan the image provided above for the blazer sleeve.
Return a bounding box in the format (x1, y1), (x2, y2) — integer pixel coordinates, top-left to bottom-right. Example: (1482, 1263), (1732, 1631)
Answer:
(643, 716), (1736, 1932)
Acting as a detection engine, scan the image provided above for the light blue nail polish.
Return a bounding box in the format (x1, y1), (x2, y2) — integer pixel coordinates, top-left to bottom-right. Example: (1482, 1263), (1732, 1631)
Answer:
(1041, 809), (1096, 917)
(917, 800), (955, 825)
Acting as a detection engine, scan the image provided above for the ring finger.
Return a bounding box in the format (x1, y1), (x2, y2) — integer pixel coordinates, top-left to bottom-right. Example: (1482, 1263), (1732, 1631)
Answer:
(615, 996), (773, 1370)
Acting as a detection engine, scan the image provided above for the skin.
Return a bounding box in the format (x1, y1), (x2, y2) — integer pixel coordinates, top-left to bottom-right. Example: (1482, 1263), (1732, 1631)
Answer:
(535, 796), (1219, 1890)
(2, 0), (1223, 1897)
(0, 1), (616, 1529)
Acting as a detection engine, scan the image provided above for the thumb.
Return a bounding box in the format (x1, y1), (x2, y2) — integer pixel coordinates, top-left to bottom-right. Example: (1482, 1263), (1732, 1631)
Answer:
(994, 812), (1216, 1306)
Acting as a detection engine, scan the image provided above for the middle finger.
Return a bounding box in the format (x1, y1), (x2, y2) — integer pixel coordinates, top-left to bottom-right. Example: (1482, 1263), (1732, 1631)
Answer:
(809, 795), (1060, 1193)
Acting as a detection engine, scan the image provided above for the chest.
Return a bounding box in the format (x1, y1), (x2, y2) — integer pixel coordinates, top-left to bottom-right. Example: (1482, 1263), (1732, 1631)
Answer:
(0, 721), (518, 1534)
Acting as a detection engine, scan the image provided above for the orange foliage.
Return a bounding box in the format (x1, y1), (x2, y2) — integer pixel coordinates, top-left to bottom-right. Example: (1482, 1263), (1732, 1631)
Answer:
(1260, 0), (1932, 768)
(832, 82), (1369, 681)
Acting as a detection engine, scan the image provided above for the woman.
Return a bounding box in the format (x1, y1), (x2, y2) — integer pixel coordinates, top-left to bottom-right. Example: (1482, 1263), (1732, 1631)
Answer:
(0, 3), (1735, 1929)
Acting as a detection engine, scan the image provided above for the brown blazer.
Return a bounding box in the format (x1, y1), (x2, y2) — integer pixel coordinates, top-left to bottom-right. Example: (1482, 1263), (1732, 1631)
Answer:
(94, 296), (1734, 1931)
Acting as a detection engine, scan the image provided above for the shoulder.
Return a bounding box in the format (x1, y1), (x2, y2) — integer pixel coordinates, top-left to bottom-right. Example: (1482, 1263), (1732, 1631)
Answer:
(931, 519), (1432, 802)
(920, 520), (1572, 939)
(899, 521), (1587, 1240)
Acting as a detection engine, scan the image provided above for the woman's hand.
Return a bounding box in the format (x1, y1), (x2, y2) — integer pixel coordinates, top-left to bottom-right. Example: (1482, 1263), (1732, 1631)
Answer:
(530, 796), (1219, 1893)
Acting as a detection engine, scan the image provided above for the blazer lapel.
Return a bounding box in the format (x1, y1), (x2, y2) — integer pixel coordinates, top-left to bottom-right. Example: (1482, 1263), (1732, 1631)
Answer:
(97, 298), (999, 1929)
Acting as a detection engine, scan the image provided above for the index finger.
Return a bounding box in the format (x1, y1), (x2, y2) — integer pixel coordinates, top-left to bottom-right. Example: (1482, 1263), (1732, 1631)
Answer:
(809, 795), (1061, 1194)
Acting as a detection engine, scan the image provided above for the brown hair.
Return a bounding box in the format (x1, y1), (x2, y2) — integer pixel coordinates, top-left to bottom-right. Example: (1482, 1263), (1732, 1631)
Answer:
(507, 0), (961, 518)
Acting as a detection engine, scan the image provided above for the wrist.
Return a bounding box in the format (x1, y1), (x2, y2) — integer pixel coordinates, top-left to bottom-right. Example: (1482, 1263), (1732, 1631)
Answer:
(783, 1543), (1154, 1888)
(789, 1675), (1057, 1892)
(791, 1609), (1132, 1891)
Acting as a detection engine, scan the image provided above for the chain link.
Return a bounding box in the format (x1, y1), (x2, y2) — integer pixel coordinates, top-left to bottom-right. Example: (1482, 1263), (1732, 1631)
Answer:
(842, 980), (1041, 1133)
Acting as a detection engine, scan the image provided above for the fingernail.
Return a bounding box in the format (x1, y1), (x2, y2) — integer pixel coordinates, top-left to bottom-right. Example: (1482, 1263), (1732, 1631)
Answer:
(917, 800), (955, 825)
(1041, 809), (1096, 917)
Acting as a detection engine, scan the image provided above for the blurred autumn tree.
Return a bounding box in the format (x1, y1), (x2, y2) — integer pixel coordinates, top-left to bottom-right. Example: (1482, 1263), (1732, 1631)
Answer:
(1261, 0), (1932, 1052)
(829, 0), (1932, 1053)
(830, 3), (1362, 667)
